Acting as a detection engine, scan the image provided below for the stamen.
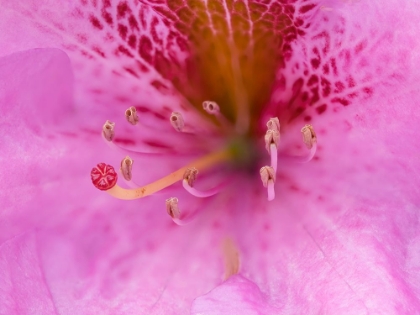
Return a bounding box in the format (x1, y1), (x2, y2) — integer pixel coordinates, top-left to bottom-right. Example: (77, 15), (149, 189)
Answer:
(278, 125), (317, 163)
(96, 149), (231, 199)
(182, 167), (227, 198)
(101, 120), (178, 155)
(266, 117), (280, 131)
(301, 124), (317, 149)
(202, 100), (220, 115)
(270, 143), (278, 173)
(125, 106), (139, 125)
(182, 179), (225, 198)
(120, 156), (133, 181)
(165, 198), (205, 225)
(265, 121), (280, 172)
(260, 166), (275, 187)
(260, 166), (275, 201)
(91, 163), (118, 191)
(183, 167), (198, 187)
(264, 129), (280, 153)
(295, 124), (317, 163)
(165, 197), (180, 219)
(170, 111), (185, 132)
(102, 120), (115, 142)
(267, 180), (275, 201)
(202, 100), (231, 130)
(222, 238), (240, 280)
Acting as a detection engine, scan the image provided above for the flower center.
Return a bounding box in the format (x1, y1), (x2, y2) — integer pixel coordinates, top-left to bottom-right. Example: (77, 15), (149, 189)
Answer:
(226, 136), (261, 174)
(91, 102), (317, 223)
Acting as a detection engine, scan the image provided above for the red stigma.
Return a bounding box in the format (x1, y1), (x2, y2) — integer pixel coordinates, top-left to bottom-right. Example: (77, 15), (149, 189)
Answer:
(91, 163), (118, 190)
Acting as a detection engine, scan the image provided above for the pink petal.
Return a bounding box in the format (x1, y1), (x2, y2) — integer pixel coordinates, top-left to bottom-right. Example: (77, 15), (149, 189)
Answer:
(0, 49), (225, 314)
(234, 1), (420, 313)
(0, 48), (74, 240)
(0, 232), (57, 315)
(191, 275), (274, 315)
(0, 0), (192, 125)
(1, 1), (420, 314)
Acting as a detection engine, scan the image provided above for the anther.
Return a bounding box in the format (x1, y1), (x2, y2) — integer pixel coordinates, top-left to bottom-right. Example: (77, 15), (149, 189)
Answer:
(260, 166), (275, 201)
(120, 156), (133, 181)
(202, 100), (232, 131)
(266, 117), (280, 131)
(166, 197), (180, 219)
(202, 101), (220, 115)
(91, 163), (118, 191)
(183, 167), (198, 187)
(125, 106), (139, 125)
(170, 112), (185, 132)
(260, 166), (275, 187)
(102, 120), (115, 142)
(301, 124), (317, 149)
(264, 129), (280, 153)
(278, 125), (317, 163)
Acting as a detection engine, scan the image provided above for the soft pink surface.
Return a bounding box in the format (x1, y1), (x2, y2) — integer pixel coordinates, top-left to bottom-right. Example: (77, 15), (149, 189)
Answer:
(0, 1), (420, 315)
(191, 275), (274, 315)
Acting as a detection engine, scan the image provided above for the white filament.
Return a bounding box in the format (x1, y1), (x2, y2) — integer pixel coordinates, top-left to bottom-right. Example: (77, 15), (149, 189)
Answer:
(270, 143), (278, 173)
(182, 179), (222, 198)
(267, 180), (275, 201)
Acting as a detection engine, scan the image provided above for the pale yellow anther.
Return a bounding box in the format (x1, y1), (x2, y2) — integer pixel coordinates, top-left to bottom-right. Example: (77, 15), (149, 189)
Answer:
(102, 120), (115, 142)
(301, 124), (317, 149)
(170, 112), (185, 132)
(120, 156), (133, 181)
(166, 197), (180, 219)
(260, 166), (275, 187)
(266, 117), (280, 131)
(183, 167), (198, 187)
(202, 101), (220, 115)
(125, 106), (139, 125)
(264, 129), (280, 152)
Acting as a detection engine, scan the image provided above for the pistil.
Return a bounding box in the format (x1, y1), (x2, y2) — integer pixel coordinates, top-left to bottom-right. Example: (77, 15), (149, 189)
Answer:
(93, 149), (231, 200)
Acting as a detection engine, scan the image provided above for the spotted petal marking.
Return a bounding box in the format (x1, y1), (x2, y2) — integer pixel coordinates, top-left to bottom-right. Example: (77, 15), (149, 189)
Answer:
(1, 0), (192, 125)
(266, 1), (413, 125)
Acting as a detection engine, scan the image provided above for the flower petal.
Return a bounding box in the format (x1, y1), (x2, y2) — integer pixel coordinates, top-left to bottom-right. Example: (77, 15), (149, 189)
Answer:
(0, 48), (75, 240)
(0, 232), (57, 315)
(0, 49), (227, 314)
(266, 0), (420, 125)
(0, 0), (193, 123)
(191, 275), (274, 315)
(235, 1), (420, 313)
(142, 0), (322, 126)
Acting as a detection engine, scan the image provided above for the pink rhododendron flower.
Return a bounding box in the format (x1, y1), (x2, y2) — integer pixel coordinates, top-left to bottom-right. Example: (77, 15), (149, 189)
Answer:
(1, 0), (420, 314)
